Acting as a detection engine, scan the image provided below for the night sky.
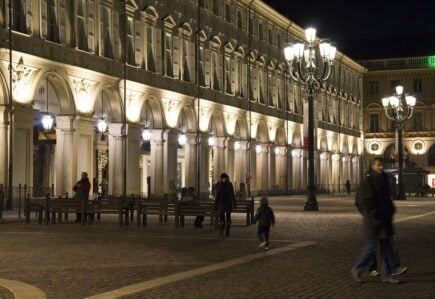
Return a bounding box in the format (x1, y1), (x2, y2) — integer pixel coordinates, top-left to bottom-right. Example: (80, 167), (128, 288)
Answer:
(264, 0), (435, 60)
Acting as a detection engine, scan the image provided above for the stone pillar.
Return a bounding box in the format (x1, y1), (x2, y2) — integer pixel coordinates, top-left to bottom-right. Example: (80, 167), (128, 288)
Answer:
(213, 137), (226, 180)
(0, 107), (9, 187)
(13, 106), (34, 188)
(198, 133), (210, 198)
(108, 123), (123, 196)
(55, 115), (77, 196)
(292, 149), (302, 191)
(162, 129), (178, 200)
(234, 141), (248, 193)
(126, 124), (141, 195)
(319, 152), (328, 188)
(226, 138), (236, 189)
(249, 143), (258, 195)
(255, 143), (269, 194)
(331, 153), (341, 192)
(267, 144), (276, 194)
(281, 146), (292, 193)
(150, 130), (165, 197)
(184, 133), (198, 189)
(75, 117), (95, 188)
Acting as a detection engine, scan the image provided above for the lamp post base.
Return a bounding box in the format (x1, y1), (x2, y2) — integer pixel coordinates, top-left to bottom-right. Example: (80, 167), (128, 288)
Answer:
(304, 186), (319, 211)
(396, 183), (407, 200)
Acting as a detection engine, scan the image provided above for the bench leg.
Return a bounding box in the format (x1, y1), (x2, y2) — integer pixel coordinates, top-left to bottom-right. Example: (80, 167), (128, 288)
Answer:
(180, 216), (185, 228)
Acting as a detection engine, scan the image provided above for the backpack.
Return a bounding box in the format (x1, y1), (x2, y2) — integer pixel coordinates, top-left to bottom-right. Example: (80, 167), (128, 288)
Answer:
(355, 189), (363, 214)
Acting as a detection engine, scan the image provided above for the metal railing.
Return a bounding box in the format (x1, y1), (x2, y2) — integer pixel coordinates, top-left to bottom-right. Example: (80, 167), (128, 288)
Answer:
(359, 56), (432, 71)
(0, 184), (53, 222)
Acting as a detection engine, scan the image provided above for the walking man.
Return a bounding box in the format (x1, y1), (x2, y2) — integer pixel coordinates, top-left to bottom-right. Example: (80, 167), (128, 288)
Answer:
(215, 173), (236, 237)
(351, 157), (400, 284)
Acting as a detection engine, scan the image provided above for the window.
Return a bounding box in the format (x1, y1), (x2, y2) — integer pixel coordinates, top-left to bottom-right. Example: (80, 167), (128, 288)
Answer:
(259, 23), (263, 40)
(369, 114), (379, 132)
(391, 80), (400, 93)
(225, 3), (231, 23)
(48, 0), (60, 43)
(9, 0), (27, 33)
(277, 34), (281, 49)
(370, 143), (380, 152)
(224, 57), (231, 94)
(413, 112), (423, 131)
(268, 28), (273, 44)
(146, 26), (155, 72)
(237, 11), (243, 29)
(100, 7), (113, 58)
(413, 79), (422, 93)
(182, 40), (190, 82)
(212, 0), (219, 15)
(76, 0), (87, 50)
(199, 47), (205, 86)
(126, 18), (135, 65)
(414, 142), (423, 151)
(249, 18), (253, 34)
(164, 33), (173, 77)
(428, 145), (435, 166)
(211, 52), (220, 90)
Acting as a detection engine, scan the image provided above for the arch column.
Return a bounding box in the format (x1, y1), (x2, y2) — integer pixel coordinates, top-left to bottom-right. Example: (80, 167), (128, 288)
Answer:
(149, 130), (165, 196)
(126, 124), (141, 195)
(292, 149), (303, 191)
(234, 141), (248, 194)
(198, 133), (210, 199)
(212, 137), (226, 181)
(280, 146), (292, 193)
(184, 133), (198, 189)
(256, 143), (269, 195)
(162, 129), (178, 199)
(13, 106), (34, 188)
(352, 156), (360, 186)
(55, 115), (77, 196)
(75, 117), (95, 188)
(226, 138), (236, 189)
(249, 143), (258, 195)
(320, 152), (330, 189)
(268, 144), (276, 194)
(0, 107), (9, 188)
(108, 124), (124, 196)
(331, 153), (342, 192)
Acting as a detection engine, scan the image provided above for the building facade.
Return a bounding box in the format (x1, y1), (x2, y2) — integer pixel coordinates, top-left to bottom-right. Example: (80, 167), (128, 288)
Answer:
(360, 56), (435, 186)
(0, 0), (365, 199)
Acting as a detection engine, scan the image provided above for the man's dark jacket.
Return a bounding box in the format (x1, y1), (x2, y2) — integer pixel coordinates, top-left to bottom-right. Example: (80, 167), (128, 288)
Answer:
(215, 181), (236, 213)
(358, 171), (396, 240)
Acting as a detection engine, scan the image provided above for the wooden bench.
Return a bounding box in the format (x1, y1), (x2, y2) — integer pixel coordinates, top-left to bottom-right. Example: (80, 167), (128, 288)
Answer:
(25, 195), (45, 224)
(232, 197), (255, 226)
(178, 201), (216, 228)
(45, 197), (82, 224)
(136, 200), (178, 228)
(86, 198), (130, 226)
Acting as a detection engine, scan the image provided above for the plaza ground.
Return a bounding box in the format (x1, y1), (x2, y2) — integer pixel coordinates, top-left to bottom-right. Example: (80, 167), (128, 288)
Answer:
(1, 195), (435, 298)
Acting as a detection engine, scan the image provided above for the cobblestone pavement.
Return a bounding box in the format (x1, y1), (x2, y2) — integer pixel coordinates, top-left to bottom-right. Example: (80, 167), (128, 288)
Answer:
(0, 195), (435, 298)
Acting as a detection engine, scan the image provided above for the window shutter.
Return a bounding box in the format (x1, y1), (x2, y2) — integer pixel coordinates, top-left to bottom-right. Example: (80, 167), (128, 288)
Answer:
(252, 68), (258, 101)
(230, 59), (237, 95)
(40, 0), (48, 39)
(26, 0), (33, 34)
(204, 48), (211, 87)
(189, 41), (196, 83)
(5, 1), (10, 29)
(154, 28), (162, 74)
(217, 53), (223, 91)
(134, 19), (142, 67)
(172, 36), (180, 79)
(113, 10), (120, 59)
(242, 63), (247, 98)
(272, 77), (277, 107)
(87, 0), (95, 52)
(58, 0), (66, 44)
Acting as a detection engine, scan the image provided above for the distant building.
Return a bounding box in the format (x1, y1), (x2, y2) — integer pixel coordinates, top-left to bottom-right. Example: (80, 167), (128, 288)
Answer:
(0, 0), (364, 199)
(360, 55), (435, 187)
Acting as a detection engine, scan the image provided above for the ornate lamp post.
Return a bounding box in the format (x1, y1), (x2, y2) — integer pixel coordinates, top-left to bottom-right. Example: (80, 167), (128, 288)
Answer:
(284, 27), (336, 211)
(382, 85), (416, 200)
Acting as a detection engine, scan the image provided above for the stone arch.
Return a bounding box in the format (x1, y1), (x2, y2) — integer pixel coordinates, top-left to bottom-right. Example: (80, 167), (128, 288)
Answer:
(209, 110), (226, 137)
(93, 83), (123, 123)
(292, 127), (302, 148)
(256, 121), (268, 143)
(366, 103), (382, 109)
(234, 117), (248, 140)
(139, 95), (165, 129)
(276, 126), (286, 145)
(384, 143), (409, 162)
(178, 105), (197, 132)
(32, 70), (76, 115)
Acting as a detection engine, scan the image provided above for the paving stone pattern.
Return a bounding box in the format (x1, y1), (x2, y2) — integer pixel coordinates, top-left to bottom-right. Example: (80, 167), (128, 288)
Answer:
(0, 195), (434, 298)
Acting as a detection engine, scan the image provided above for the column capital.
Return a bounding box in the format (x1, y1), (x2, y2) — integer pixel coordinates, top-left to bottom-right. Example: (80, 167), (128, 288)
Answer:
(56, 115), (76, 131)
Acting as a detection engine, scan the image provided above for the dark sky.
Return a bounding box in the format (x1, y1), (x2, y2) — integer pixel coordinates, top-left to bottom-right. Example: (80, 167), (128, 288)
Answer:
(263, 0), (435, 60)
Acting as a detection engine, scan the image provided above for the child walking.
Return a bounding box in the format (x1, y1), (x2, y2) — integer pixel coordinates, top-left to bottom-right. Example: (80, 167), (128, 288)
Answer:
(253, 197), (275, 250)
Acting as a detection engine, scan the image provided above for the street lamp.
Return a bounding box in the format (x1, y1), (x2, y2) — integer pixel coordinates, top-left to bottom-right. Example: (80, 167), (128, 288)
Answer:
(382, 85), (416, 200)
(284, 27), (336, 211)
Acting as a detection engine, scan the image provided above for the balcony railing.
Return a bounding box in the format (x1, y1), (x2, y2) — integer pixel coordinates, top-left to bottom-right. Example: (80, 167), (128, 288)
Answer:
(359, 56), (435, 71)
